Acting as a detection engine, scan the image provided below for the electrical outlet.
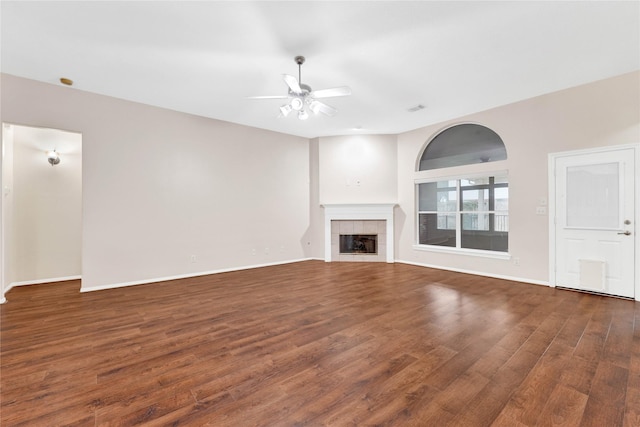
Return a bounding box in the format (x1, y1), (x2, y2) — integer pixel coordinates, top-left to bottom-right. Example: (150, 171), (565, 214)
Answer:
(251, 248), (256, 256)
(513, 257), (520, 266)
(190, 255), (197, 263)
(264, 247), (270, 255)
(536, 206), (547, 215)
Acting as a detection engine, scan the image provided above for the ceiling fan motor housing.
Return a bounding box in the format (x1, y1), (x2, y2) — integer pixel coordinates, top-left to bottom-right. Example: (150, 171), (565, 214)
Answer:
(301, 83), (311, 92)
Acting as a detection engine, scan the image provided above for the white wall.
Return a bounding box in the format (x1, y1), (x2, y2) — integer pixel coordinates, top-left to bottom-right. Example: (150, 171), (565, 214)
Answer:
(11, 125), (82, 283)
(396, 71), (640, 283)
(318, 134), (397, 204)
(1, 74), (310, 293)
(1, 124), (15, 301)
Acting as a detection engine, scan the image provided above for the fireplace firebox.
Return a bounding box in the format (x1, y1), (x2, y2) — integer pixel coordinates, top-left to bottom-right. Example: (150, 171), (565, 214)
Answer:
(339, 234), (378, 254)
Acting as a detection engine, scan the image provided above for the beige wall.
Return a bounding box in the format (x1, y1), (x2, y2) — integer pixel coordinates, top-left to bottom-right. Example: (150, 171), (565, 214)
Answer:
(396, 71), (640, 283)
(318, 134), (397, 204)
(1, 74), (311, 293)
(11, 125), (82, 283)
(306, 137), (324, 259)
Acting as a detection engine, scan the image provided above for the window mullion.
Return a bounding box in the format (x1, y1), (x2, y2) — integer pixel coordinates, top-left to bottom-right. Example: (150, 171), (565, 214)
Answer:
(456, 179), (462, 249)
(489, 177), (495, 231)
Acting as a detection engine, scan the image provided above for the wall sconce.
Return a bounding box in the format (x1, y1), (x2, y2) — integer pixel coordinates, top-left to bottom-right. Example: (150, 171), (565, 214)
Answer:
(47, 150), (60, 166)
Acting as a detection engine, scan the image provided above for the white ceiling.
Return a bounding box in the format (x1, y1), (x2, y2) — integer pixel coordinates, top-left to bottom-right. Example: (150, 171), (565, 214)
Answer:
(9, 124), (82, 155)
(1, 1), (638, 139)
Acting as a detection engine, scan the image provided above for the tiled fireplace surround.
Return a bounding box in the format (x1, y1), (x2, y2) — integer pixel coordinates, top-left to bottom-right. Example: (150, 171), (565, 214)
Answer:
(323, 204), (396, 263)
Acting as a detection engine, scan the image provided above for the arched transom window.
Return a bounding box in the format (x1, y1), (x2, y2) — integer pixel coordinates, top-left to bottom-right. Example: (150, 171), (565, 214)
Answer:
(418, 123), (507, 171)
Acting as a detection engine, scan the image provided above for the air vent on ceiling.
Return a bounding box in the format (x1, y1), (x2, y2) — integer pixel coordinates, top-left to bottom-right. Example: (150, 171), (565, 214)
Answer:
(407, 104), (426, 112)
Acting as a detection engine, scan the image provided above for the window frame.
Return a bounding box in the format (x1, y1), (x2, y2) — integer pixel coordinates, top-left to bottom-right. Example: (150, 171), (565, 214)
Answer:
(414, 170), (510, 259)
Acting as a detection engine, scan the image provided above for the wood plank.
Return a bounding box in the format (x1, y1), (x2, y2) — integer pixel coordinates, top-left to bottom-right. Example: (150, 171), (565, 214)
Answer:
(536, 383), (588, 427)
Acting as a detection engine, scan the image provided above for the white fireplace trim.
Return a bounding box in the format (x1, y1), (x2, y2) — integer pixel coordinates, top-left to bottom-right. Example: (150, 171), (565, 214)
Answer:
(322, 203), (396, 263)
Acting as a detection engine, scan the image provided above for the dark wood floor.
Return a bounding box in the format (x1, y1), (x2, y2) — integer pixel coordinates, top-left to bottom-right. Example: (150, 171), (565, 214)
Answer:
(1, 261), (639, 426)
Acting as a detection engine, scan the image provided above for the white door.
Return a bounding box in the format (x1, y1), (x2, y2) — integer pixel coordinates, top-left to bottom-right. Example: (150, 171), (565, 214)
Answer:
(553, 147), (635, 298)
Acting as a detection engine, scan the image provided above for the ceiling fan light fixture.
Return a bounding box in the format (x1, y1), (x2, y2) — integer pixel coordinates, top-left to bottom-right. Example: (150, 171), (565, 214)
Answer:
(280, 104), (292, 117)
(290, 97), (303, 111)
(250, 55), (351, 121)
(308, 100), (321, 114)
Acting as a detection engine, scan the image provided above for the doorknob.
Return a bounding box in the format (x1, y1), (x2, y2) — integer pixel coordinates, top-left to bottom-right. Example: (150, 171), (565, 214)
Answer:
(618, 231), (631, 235)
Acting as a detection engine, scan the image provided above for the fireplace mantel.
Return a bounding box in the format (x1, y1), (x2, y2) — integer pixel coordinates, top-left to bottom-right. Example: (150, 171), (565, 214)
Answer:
(322, 203), (396, 263)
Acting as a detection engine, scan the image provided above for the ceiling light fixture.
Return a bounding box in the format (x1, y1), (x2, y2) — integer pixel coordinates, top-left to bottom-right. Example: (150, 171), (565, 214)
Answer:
(280, 104), (293, 117)
(290, 97), (304, 111)
(308, 100), (321, 114)
(47, 150), (60, 166)
(250, 56), (352, 121)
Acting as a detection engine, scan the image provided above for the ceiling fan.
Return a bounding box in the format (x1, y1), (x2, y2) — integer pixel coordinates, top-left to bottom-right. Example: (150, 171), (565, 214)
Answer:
(249, 56), (351, 120)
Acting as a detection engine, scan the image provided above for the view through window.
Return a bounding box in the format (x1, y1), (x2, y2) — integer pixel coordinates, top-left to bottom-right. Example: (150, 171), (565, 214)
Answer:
(417, 176), (508, 252)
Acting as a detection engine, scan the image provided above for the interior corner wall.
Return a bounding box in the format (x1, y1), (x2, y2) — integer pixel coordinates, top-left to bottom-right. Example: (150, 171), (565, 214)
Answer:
(303, 137), (324, 259)
(318, 134), (398, 204)
(0, 73), (311, 291)
(396, 71), (640, 284)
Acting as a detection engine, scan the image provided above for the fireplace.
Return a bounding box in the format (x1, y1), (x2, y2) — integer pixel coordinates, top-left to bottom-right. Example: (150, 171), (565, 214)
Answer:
(331, 220), (385, 261)
(340, 234), (377, 254)
(322, 204), (396, 263)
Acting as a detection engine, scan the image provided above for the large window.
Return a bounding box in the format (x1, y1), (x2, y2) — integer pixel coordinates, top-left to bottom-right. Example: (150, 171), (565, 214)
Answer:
(417, 175), (508, 252)
(416, 123), (508, 254)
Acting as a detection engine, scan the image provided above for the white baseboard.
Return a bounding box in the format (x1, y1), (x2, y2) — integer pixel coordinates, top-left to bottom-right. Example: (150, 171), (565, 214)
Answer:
(2, 259), (548, 301)
(80, 258), (317, 293)
(5, 275), (82, 293)
(2, 275), (82, 303)
(395, 259), (550, 287)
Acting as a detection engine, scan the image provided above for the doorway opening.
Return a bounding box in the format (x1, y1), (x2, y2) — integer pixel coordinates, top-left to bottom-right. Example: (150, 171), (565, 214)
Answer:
(1, 123), (82, 303)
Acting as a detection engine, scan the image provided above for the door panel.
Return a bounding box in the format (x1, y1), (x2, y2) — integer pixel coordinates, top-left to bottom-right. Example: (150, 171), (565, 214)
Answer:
(554, 148), (635, 298)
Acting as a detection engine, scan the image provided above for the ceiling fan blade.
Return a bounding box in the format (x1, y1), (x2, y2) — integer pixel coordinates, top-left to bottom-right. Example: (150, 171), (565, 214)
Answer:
(283, 74), (302, 95)
(311, 86), (352, 99)
(310, 100), (337, 117)
(247, 95), (289, 100)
